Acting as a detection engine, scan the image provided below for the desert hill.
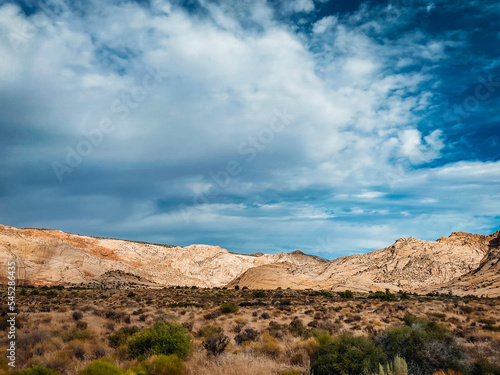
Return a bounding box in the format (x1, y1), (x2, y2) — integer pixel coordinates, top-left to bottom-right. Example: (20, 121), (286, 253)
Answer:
(230, 232), (498, 294)
(0, 224), (499, 296)
(0, 224), (327, 288)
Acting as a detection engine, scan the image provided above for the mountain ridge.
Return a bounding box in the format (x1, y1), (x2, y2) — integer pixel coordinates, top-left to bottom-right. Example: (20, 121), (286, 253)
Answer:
(1, 224), (499, 296)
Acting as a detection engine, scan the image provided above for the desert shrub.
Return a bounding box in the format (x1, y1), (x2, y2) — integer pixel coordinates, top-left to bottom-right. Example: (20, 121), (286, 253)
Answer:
(197, 325), (223, 338)
(289, 318), (311, 338)
(252, 333), (283, 358)
(338, 290), (354, 298)
(253, 290), (266, 298)
(234, 285), (240, 290)
(376, 314), (468, 375)
(278, 371), (302, 375)
(72, 311), (84, 321)
(220, 302), (239, 314)
(127, 291), (137, 298)
(311, 333), (387, 375)
(108, 326), (140, 348)
(369, 291), (397, 301)
(471, 357), (500, 375)
(46, 290), (58, 298)
(203, 309), (223, 320)
(140, 354), (184, 375)
(400, 292), (411, 300)
(63, 328), (91, 342)
(79, 360), (123, 375)
(13, 366), (60, 375)
(128, 322), (192, 360)
(378, 355), (408, 375)
(202, 332), (230, 357)
(260, 312), (270, 319)
(234, 328), (260, 345)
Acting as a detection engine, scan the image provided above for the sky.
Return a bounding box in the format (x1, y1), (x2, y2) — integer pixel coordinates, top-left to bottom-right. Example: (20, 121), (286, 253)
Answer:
(0, 0), (499, 259)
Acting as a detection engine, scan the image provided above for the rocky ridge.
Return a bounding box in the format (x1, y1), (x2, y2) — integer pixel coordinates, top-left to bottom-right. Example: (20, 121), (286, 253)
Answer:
(1, 224), (499, 296)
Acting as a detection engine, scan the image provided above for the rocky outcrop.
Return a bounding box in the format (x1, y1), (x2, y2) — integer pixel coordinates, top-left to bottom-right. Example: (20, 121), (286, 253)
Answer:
(0, 224), (327, 288)
(423, 231), (500, 297)
(229, 232), (499, 296)
(1, 224), (499, 296)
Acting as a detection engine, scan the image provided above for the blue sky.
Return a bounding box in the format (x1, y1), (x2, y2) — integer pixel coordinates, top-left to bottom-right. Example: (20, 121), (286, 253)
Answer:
(0, 0), (499, 259)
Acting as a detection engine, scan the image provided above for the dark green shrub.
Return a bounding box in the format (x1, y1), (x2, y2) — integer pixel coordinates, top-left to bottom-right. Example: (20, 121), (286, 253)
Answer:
(220, 302), (239, 314)
(127, 291), (136, 298)
(376, 314), (468, 375)
(128, 322), (192, 360)
(368, 291), (397, 301)
(108, 326), (140, 348)
(337, 290), (353, 298)
(253, 290), (266, 298)
(234, 285), (240, 290)
(79, 360), (123, 375)
(289, 318), (311, 338)
(140, 354), (184, 375)
(279, 371), (302, 375)
(311, 333), (387, 375)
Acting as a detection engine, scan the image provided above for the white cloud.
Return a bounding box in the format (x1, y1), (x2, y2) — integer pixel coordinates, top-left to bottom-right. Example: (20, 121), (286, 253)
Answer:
(287, 0), (315, 13)
(312, 15), (338, 34)
(398, 129), (444, 164)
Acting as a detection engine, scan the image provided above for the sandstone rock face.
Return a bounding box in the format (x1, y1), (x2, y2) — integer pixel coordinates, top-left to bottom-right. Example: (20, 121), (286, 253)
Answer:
(1, 224), (499, 296)
(0, 224), (327, 288)
(229, 232), (500, 296)
(423, 231), (500, 297)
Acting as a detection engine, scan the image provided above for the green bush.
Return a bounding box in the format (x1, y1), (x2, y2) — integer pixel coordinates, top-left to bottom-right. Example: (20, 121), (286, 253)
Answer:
(337, 290), (353, 298)
(376, 314), (468, 375)
(79, 360), (124, 375)
(14, 366), (61, 375)
(311, 333), (387, 375)
(140, 354), (184, 375)
(128, 322), (192, 360)
(278, 371), (302, 375)
(368, 291), (397, 301)
(108, 326), (140, 348)
(220, 302), (239, 314)
(253, 290), (266, 298)
(377, 355), (408, 375)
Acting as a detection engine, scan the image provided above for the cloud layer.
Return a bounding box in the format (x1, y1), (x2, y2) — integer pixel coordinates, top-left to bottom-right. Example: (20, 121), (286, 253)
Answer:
(0, 0), (499, 258)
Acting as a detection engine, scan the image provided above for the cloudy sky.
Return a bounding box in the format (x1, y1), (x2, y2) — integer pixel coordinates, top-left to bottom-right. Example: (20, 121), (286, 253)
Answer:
(0, 0), (499, 258)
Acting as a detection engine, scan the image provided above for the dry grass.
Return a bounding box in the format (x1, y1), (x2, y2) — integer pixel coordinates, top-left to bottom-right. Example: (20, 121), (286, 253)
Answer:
(0, 286), (499, 374)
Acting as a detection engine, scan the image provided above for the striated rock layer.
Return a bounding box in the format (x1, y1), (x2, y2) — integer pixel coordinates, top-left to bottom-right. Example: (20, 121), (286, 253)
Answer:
(0, 224), (499, 296)
(0, 224), (327, 288)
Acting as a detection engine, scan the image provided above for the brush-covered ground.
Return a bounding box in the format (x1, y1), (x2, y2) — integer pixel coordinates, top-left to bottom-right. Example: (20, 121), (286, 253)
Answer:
(1, 286), (500, 375)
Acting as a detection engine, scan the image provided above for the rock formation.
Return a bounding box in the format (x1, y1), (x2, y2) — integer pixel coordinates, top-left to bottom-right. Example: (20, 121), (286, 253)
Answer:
(0, 224), (499, 296)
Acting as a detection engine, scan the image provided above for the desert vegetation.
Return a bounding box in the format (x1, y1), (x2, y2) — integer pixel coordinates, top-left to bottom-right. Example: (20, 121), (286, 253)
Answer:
(1, 285), (499, 375)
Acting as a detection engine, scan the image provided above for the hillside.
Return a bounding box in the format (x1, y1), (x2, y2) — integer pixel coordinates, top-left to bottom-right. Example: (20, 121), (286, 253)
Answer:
(1, 224), (499, 296)
(0, 224), (327, 288)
